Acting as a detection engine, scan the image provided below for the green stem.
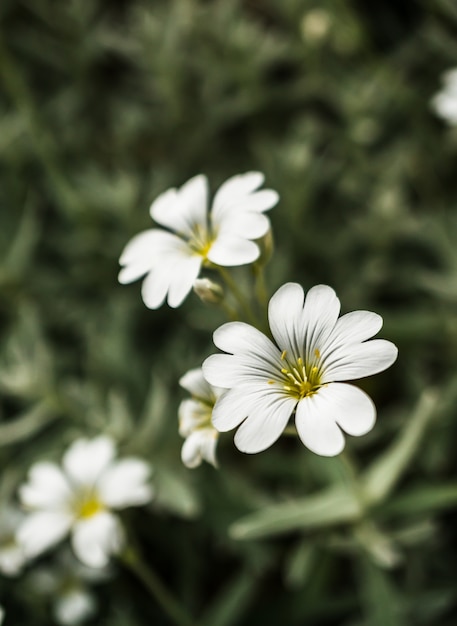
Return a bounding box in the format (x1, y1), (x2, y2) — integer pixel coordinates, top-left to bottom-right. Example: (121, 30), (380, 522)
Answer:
(121, 546), (195, 626)
(216, 267), (259, 326)
(283, 424), (298, 437)
(252, 263), (269, 311)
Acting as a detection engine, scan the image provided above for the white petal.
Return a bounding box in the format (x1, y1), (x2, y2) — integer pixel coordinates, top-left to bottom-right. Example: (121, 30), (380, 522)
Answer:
(179, 368), (214, 399)
(72, 512), (124, 568)
(141, 266), (174, 309)
(167, 255), (202, 308)
(295, 393), (345, 457)
(330, 383), (376, 436)
(119, 229), (157, 266)
(149, 187), (178, 223)
(268, 283), (306, 359)
(179, 399), (209, 435)
(17, 511), (73, 558)
(98, 459), (153, 509)
(213, 321), (280, 361)
(207, 235), (260, 266)
(202, 354), (240, 388)
(303, 285), (341, 361)
(233, 395), (296, 453)
(214, 190), (279, 219)
(181, 430), (218, 468)
(326, 310), (383, 348)
(212, 172), (265, 218)
(0, 543), (27, 577)
(203, 351), (281, 388)
(19, 462), (72, 510)
(63, 437), (116, 488)
(212, 386), (289, 433)
(118, 230), (183, 282)
(150, 176), (208, 237)
(322, 339), (398, 382)
(214, 211), (270, 240)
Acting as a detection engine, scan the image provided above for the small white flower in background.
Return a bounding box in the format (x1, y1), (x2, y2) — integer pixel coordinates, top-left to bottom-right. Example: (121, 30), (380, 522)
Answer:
(17, 436), (153, 568)
(118, 172), (279, 309)
(203, 283), (398, 457)
(431, 69), (457, 125)
(0, 605), (4, 625)
(179, 368), (225, 468)
(0, 507), (27, 576)
(54, 588), (95, 626)
(27, 550), (109, 625)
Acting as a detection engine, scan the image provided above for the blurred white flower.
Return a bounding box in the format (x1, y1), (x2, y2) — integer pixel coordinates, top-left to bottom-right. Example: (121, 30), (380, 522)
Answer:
(54, 588), (95, 625)
(0, 507), (27, 576)
(431, 69), (457, 125)
(118, 172), (279, 309)
(27, 550), (109, 625)
(0, 605), (4, 625)
(17, 436), (153, 567)
(203, 283), (398, 457)
(178, 368), (224, 468)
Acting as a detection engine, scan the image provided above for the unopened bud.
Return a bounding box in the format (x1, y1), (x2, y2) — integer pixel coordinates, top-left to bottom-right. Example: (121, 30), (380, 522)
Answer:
(193, 278), (224, 305)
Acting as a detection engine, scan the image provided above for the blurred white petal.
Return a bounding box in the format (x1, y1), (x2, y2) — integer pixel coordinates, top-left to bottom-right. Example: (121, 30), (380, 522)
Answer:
(72, 512), (124, 568)
(98, 459), (153, 509)
(63, 437), (115, 487)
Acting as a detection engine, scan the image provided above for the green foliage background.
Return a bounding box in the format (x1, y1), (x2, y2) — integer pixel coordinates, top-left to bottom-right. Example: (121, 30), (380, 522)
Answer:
(1, 0), (457, 624)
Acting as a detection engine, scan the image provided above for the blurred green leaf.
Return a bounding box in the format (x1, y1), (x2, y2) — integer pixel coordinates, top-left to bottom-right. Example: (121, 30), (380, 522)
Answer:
(230, 487), (363, 541)
(363, 390), (438, 505)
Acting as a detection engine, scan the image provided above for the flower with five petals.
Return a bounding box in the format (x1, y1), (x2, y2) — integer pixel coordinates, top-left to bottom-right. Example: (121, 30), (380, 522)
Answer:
(203, 283), (398, 457)
(118, 172), (279, 309)
(17, 436), (152, 568)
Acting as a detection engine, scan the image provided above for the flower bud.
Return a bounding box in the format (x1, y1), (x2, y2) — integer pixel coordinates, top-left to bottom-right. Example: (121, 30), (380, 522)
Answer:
(193, 278), (224, 305)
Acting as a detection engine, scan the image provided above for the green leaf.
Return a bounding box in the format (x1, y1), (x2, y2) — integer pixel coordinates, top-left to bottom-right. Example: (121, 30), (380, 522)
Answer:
(0, 399), (58, 447)
(363, 390), (438, 505)
(379, 484), (457, 518)
(229, 486), (363, 541)
(357, 556), (404, 626)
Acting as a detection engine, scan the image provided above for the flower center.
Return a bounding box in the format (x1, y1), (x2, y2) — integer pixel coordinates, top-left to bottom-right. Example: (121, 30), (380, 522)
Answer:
(73, 491), (104, 520)
(278, 351), (322, 400)
(188, 224), (213, 259)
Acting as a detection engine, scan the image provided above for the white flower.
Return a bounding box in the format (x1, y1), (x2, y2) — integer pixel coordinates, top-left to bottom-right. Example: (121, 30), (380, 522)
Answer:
(17, 436), (153, 568)
(54, 587), (96, 625)
(0, 507), (27, 576)
(431, 68), (457, 125)
(0, 604), (4, 625)
(118, 172), (279, 309)
(178, 368), (224, 468)
(203, 283), (398, 457)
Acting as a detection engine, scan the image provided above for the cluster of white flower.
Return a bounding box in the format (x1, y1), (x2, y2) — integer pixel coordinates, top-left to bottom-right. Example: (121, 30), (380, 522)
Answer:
(119, 172), (398, 466)
(3, 171), (398, 625)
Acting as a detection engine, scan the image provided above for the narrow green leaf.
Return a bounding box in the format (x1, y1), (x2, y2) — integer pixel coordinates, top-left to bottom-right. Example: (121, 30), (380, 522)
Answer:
(0, 399), (58, 447)
(379, 484), (457, 518)
(357, 556), (404, 626)
(363, 390), (438, 505)
(229, 487), (363, 541)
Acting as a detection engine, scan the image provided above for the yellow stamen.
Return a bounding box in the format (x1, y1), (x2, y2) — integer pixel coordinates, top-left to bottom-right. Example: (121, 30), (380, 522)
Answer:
(281, 350), (287, 360)
(75, 494), (104, 520)
(314, 348), (321, 358)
